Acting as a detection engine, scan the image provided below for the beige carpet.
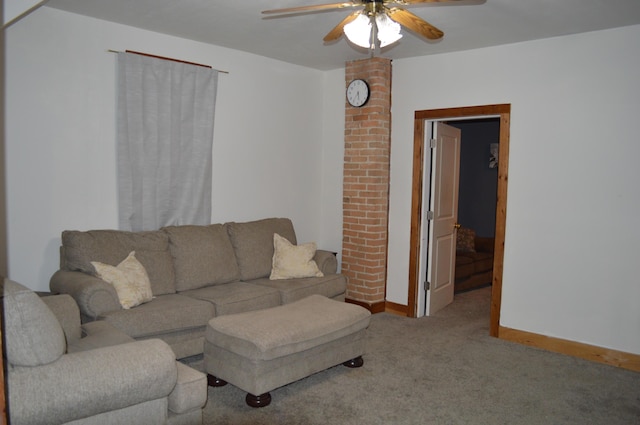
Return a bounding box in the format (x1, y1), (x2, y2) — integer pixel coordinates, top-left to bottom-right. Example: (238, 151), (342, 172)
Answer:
(183, 287), (640, 424)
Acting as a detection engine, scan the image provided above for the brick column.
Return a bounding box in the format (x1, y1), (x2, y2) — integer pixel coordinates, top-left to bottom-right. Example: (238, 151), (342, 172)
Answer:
(342, 57), (392, 309)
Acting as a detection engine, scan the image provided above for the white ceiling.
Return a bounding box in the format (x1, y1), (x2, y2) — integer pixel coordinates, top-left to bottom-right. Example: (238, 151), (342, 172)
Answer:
(43, 0), (640, 70)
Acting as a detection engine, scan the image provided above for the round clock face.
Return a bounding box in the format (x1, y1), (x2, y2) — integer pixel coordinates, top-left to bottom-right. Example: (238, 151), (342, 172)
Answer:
(346, 79), (369, 107)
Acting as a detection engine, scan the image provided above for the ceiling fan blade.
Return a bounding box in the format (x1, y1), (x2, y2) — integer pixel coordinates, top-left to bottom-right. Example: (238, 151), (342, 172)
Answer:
(387, 7), (444, 40)
(386, 0), (465, 4)
(262, 1), (361, 15)
(323, 11), (362, 42)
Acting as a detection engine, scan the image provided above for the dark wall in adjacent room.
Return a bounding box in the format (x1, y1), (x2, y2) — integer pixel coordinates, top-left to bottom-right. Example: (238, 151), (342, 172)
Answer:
(450, 118), (499, 238)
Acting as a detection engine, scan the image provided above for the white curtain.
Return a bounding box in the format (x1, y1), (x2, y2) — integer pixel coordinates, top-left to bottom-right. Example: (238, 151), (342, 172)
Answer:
(117, 52), (218, 231)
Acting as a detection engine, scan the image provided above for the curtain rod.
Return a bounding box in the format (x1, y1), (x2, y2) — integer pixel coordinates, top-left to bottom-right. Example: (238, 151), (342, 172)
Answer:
(108, 49), (229, 74)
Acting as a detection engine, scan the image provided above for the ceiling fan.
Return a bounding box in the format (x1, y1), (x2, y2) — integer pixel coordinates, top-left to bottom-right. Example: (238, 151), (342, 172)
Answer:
(262, 0), (465, 49)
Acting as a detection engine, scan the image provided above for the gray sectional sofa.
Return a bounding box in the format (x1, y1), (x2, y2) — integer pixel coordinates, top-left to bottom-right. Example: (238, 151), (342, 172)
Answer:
(50, 218), (346, 359)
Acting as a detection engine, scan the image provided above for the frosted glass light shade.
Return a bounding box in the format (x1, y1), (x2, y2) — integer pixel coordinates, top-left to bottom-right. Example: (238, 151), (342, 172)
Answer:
(376, 13), (402, 47)
(344, 14), (373, 48)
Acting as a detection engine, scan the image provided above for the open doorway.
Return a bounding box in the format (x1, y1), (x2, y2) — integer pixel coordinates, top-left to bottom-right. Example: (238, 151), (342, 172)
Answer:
(408, 105), (510, 337)
(449, 118), (499, 294)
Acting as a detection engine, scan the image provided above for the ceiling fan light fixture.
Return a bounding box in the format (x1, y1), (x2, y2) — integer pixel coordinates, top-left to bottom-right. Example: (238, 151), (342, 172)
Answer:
(375, 13), (402, 48)
(344, 13), (373, 48)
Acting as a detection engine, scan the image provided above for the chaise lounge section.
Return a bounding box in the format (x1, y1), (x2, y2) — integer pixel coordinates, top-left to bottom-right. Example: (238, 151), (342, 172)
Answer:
(50, 217), (346, 359)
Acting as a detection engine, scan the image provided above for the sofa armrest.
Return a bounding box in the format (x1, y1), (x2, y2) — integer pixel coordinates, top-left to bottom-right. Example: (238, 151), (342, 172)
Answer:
(8, 339), (177, 425)
(50, 270), (121, 320)
(41, 294), (82, 344)
(314, 249), (338, 274)
(474, 237), (495, 253)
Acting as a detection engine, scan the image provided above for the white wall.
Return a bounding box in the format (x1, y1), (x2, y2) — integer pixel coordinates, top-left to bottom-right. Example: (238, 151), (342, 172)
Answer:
(387, 25), (640, 354)
(5, 7), (342, 292)
(320, 69), (347, 265)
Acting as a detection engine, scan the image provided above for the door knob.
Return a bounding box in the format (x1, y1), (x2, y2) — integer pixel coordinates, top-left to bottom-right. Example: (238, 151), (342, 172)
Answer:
(454, 223), (461, 229)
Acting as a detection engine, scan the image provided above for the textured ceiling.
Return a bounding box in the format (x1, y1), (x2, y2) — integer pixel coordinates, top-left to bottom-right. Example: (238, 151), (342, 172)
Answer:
(44, 0), (640, 70)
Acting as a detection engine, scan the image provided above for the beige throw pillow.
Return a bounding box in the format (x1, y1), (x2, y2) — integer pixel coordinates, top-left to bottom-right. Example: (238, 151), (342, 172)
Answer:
(91, 251), (154, 309)
(270, 233), (324, 280)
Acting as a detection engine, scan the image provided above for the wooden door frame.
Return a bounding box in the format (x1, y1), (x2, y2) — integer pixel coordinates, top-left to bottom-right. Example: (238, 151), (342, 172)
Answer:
(408, 104), (510, 337)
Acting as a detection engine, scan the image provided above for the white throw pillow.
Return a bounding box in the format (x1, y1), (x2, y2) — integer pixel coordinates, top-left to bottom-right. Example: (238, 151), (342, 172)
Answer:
(270, 233), (324, 280)
(91, 251), (154, 309)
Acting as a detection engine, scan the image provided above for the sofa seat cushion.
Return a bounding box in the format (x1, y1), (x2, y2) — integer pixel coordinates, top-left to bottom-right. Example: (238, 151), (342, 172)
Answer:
(455, 255), (474, 280)
(226, 218), (297, 281)
(162, 224), (241, 291)
(182, 282), (281, 317)
(458, 251), (494, 274)
(250, 274), (347, 304)
(68, 321), (135, 353)
(471, 251), (494, 274)
(61, 229), (176, 296)
(99, 294), (214, 339)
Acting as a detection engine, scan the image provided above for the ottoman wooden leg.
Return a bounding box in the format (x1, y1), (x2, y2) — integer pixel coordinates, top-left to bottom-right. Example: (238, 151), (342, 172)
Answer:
(246, 392), (271, 408)
(207, 374), (228, 387)
(342, 356), (364, 368)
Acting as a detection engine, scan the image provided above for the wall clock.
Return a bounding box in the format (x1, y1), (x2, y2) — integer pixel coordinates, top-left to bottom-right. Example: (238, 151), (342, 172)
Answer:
(346, 79), (369, 107)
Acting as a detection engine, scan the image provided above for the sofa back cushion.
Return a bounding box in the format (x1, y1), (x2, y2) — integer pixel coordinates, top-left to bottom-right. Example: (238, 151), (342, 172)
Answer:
(162, 224), (241, 291)
(456, 227), (476, 253)
(3, 278), (66, 367)
(226, 218), (297, 281)
(61, 229), (176, 295)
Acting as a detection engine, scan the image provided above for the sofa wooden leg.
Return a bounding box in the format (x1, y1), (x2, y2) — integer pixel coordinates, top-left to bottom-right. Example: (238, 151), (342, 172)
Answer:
(342, 356), (364, 368)
(246, 392), (271, 408)
(207, 374), (227, 387)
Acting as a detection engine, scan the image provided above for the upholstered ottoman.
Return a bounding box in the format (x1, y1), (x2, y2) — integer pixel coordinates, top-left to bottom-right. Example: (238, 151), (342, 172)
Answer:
(204, 294), (371, 407)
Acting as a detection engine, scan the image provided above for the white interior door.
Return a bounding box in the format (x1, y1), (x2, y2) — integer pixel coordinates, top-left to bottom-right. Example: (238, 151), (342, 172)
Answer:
(422, 122), (461, 315)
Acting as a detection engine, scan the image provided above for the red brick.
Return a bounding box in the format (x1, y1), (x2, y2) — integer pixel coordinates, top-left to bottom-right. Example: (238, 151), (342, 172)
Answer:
(342, 58), (392, 305)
